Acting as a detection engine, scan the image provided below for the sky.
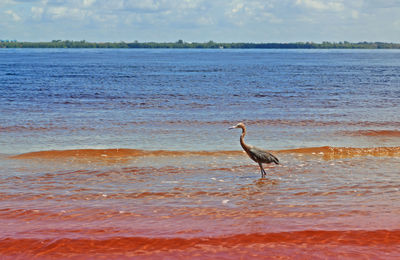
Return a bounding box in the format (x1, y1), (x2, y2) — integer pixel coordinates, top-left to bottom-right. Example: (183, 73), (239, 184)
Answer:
(1, 0), (400, 43)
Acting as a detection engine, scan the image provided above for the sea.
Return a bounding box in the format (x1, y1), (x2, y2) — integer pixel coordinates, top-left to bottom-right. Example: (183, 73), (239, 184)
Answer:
(0, 48), (400, 259)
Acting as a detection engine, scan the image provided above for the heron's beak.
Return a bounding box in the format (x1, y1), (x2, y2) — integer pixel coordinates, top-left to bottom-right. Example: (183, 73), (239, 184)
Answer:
(228, 126), (236, 130)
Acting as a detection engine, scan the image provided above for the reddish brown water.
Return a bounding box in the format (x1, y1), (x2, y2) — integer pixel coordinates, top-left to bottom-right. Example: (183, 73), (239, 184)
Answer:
(1, 147), (399, 259)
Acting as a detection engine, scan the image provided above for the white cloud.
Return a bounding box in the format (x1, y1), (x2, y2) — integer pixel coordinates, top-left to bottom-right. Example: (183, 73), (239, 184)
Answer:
(47, 6), (88, 20)
(82, 0), (96, 7)
(197, 16), (214, 26)
(0, 0), (13, 8)
(5, 9), (22, 21)
(394, 20), (400, 30)
(362, 0), (400, 9)
(92, 12), (118, 23)
(122, 0), (161, 12)
(231, 2), (244, 14)
(225, 0), (281, 25)
(351, 10), (359, 19)
(47, 6), (68, 19)
(295, 0), (344, 11)
(31, 6), (44, 19)
(0, 0), (399, 42)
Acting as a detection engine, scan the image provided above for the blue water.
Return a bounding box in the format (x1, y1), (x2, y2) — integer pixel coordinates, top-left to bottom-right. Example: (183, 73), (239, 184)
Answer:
(1, 49), (400, 154)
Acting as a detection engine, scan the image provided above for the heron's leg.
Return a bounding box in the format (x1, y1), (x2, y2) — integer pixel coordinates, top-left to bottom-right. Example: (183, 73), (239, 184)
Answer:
(258, 163), (266, 178)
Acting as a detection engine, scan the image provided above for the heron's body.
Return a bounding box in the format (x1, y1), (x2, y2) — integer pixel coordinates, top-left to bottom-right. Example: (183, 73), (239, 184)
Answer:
(230, 122), (279, 178)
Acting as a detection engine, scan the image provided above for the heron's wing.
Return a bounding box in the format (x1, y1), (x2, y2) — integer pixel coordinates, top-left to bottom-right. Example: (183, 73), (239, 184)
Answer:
(248, 146), (280, 165)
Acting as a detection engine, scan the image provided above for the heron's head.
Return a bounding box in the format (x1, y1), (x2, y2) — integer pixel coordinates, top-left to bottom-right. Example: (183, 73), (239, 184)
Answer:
(228, 122), (245, 130)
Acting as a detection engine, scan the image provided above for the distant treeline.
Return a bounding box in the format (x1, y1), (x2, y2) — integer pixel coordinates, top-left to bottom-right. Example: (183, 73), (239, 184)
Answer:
(1, 40), (400, 49)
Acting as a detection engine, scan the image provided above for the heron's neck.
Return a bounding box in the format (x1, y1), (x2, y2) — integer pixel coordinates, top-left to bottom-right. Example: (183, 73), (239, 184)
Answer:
(240, 128), (250, 151)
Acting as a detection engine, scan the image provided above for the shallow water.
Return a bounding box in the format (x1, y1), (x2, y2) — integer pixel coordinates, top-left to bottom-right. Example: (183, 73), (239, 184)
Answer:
(1, 49), (400, 258)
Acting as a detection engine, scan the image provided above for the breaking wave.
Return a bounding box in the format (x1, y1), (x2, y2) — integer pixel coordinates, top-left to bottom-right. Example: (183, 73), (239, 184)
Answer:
(10, 146), (400, 160)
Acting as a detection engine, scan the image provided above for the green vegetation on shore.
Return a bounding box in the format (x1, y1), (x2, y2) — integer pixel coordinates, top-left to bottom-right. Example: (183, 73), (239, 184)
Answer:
(1, 40), (400, 49)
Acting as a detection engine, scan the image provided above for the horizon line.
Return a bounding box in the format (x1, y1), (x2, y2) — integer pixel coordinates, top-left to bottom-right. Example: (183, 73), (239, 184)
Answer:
(2, 40), (400, 44)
